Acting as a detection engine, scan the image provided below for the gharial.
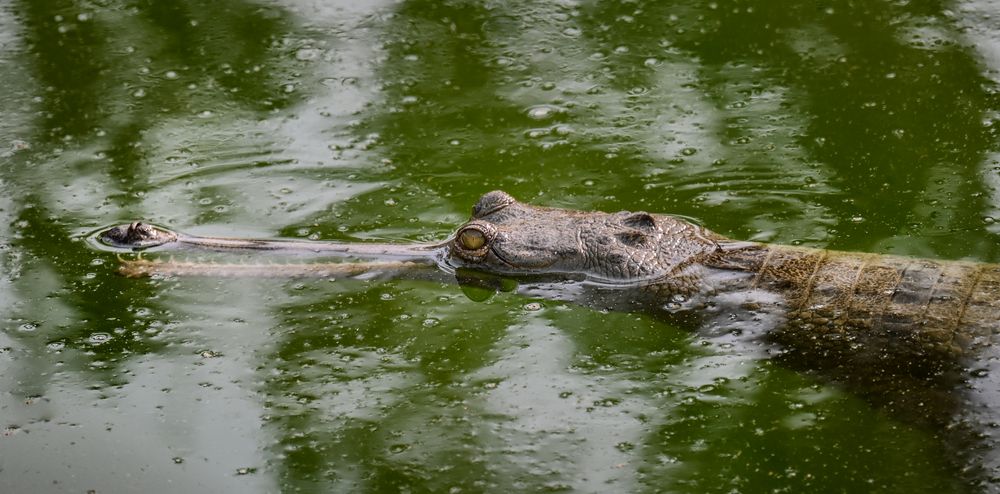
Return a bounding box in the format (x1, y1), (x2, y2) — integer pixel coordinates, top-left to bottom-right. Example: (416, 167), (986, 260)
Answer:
(96, 190), (1000, 488)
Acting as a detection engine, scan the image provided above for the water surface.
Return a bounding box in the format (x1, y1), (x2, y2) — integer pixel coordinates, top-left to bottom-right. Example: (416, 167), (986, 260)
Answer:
(3, 0), (1000, 492)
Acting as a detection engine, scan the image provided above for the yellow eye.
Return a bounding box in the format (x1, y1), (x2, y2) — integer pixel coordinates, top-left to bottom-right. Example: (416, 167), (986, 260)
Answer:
(459, 228), (486, 250)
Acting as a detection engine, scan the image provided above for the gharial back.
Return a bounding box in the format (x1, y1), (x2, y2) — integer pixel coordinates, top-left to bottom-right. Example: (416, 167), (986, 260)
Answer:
(704, 242), (1000, 373)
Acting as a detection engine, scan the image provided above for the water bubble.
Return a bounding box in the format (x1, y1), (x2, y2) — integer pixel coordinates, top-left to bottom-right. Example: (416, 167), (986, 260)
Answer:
(540, 81), (556, 91)
(295, 48), (321, 61)
(553, 125), (572, 136)
(680, 147), (697, 156)
(984, 216), (996, 225)
(643, 58), (660, 67)
(562, 27), (582, 37)
(523, 302), (543, 311)
(18, 323), (37, 332)
(526, 105), (559, 120)
(235, 467), (256, 475)
(89, 333), (111, 344)
(132, 88), (146, 98)
(164, 70), (178, 79)
(401, 95), (419, 105)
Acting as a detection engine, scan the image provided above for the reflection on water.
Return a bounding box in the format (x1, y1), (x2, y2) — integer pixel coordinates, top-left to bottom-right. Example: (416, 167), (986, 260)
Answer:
(2, 0), (1000, 492)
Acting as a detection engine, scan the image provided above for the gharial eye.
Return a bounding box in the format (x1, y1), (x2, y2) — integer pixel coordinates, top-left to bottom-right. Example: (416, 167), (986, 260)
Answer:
(459, 228), (486, 250)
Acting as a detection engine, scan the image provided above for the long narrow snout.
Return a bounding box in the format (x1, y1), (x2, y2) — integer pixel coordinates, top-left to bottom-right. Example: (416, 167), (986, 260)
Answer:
(94, 222), (447, 262)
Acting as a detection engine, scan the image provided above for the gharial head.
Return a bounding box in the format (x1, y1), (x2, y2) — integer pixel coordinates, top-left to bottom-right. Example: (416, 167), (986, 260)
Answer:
(446, 191), (723, 284)
(99, 221), (178, 249)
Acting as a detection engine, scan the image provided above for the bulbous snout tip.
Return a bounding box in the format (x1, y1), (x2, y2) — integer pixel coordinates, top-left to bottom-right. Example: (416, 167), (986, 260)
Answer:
(96, 221), (178, 250)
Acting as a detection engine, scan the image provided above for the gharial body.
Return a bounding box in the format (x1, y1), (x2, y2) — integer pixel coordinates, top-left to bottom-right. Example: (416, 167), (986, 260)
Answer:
(98, 190), (1000, 487)
(100, 190), (1000, 360)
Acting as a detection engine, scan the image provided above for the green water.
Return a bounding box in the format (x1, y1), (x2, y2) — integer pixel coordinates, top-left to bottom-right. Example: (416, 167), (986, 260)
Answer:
(2, 0), (1000, 492)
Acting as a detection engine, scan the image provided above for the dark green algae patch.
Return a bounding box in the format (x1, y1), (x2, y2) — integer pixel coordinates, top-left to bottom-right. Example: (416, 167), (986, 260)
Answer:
(3, 0), (1000, 492)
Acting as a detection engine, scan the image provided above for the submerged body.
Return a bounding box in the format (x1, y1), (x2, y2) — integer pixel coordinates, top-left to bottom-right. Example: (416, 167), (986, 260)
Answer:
(98, 190), (1000, 486)
(97, 191), (1000, 363)
(97, 191), (1000, 354)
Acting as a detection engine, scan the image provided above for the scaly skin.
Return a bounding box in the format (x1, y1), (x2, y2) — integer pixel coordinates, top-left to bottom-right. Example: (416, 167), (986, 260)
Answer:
(100, 191), (1000, 355)
(98, 190), (1000, 487)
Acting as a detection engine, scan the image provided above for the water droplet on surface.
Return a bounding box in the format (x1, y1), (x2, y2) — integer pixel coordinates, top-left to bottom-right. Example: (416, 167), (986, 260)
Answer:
(526, 105), (559, 120)
(562, 27), (582, 37)
(89, 333), (111, 344)
(295, 48), (321, 61)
